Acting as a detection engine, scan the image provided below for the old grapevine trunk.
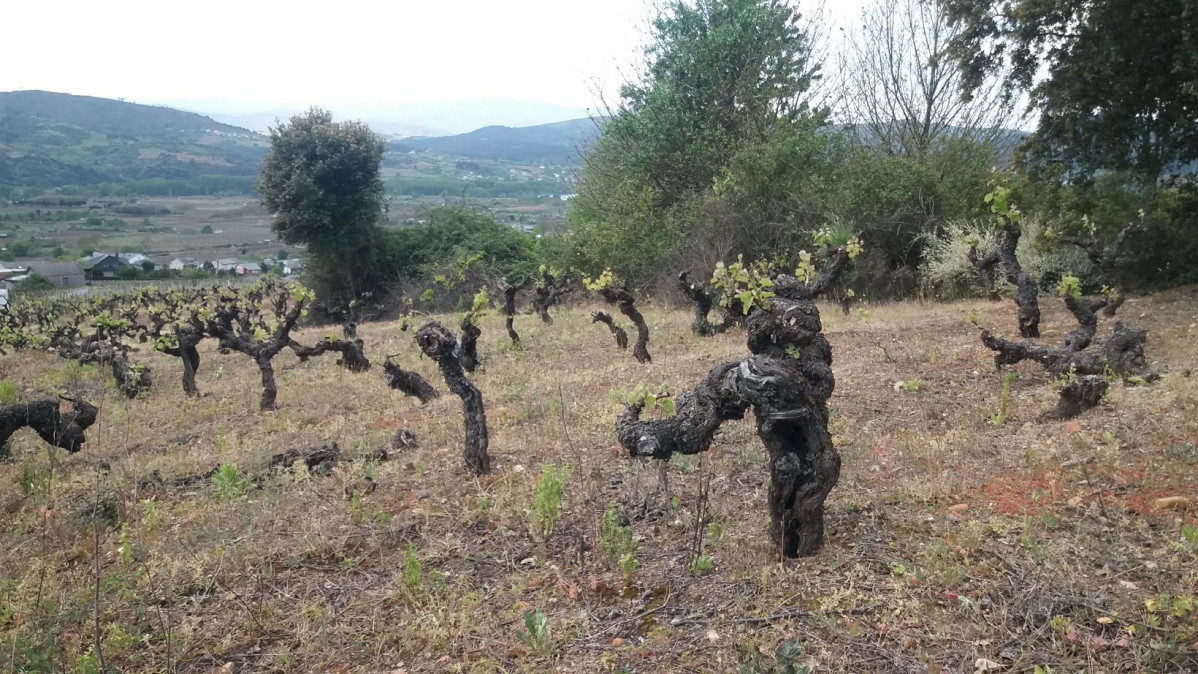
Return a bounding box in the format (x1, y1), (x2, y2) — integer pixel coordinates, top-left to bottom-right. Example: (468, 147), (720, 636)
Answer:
(598, 287), (650, 364)
(0, 398), (99, 453)
(383, 358), (440, 404)
(416, 322), (490, 474)
(995, 221), (1041, 338)
(591, 311), (628, 350)
(615, 274), (840, 557)
(288, 338), (372, 372)
(502, 280), (529, 344)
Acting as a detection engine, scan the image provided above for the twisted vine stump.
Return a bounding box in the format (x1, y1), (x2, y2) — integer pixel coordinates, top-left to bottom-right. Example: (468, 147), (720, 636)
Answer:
(459, 315), (482, 374)
(677, 270), (743, 335)
(967, 246), (1002, 301)
(615, 274), (841, 557)
(288, 338), (372, 372)
(74, 341), (151, 399)
(1060, 223), (1142, 317)
(981, 290), (1151, 418)
(591, 311), (629, 350)
(533, 270), (571, 325)
(160, 323), (202, 397)
(597, 287), (651, 364)
(501, 279), (530, 344)
(0, 398), (99, 453)
(383, 357), (439, 404)
(996, 221), (1041, 337)
(416, 322), (490, 474)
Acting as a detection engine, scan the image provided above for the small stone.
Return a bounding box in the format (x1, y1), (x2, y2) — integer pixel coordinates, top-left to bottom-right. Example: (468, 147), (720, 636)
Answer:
(520, 557), (536, 566)
(948, 503), (968, 515)
(974, 657), (1002, 672)
(1154, 496), (1192, 511)
(706, 629), (719, 642)
(1064, 421), (1082, 434)
(612, 637), (626, 646)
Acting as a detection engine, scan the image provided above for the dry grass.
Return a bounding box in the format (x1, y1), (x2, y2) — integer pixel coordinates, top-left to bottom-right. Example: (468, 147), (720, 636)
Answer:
(2, 289), (1197, 673)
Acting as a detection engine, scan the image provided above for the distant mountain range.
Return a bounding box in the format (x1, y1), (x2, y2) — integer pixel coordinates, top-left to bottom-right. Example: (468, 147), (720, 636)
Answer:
(159, 98), (590, 137)
(0, 90), (265, 188)
(391, 118), (600, 165)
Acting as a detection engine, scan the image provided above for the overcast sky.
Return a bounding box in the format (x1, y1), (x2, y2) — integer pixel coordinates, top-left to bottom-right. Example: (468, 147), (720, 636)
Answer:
(0, 0), (866, 116)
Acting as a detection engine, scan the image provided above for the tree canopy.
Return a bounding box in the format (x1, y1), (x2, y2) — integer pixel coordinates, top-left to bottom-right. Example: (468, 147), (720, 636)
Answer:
(942, 0), (1198, 187)
(257, 108), (386, 300)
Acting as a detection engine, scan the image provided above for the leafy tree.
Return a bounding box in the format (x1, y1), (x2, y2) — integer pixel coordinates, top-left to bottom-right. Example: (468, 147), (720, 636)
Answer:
(257, 108), (385, 300)
(941, 0), (1198, 190)
(571, 0), (826, 283)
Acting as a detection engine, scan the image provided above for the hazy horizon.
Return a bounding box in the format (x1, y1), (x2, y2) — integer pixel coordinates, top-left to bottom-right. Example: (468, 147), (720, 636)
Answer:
(1, 0), (868, 133)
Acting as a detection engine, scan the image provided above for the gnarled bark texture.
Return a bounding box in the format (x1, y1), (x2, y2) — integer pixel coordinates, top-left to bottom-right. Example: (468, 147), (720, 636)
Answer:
(995, 222), (1041, 338)
(967, 246), (1002, 301)
(677, 270), (744, 335)
(591, 311), (628, 350)
(459, 316), (482, 373)
(614, 274), (841, 557)
(416, 322), (490, 474)
(1060, 223), (1142, 317)
(289, 338), (372, 372)
(383, 358), (439, 404)
(981, 285), (1150, 418)
(598, 286), (651, 364)
(533, 270), (571, 325)
(501, 279), (530, 344)
(0, 398), (99, 453)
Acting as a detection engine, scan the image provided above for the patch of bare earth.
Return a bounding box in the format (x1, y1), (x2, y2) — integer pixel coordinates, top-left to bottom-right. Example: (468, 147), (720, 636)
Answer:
(1, 288), (1196, 672)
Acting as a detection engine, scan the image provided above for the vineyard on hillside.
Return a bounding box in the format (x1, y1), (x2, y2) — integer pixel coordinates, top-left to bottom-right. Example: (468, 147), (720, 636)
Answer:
(1, 258), (1195, 671)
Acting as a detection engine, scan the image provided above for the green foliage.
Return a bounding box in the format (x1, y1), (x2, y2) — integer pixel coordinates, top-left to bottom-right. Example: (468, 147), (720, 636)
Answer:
(515, 608), (552, 654)
(900, 379), (921, 392)
(0, 380), (17, 405)
(401, 543), (422, 590)
(1057, 275), (1082, 300)
(582, 267), (614, 291)
(600, 502), (639, 572)
(988, 372), (1018, 427)
(212, 462), (248, 499)
(257, 108), (385, 301)
(691, 554), (713, 572)
(530, 463), (571, 541)
(712, 255), (775, 313)
(18, 273), (54, 292)
(943, 0), (1198, 187)
(920, 218), (1099, 299)
(610, 383), (676, 418)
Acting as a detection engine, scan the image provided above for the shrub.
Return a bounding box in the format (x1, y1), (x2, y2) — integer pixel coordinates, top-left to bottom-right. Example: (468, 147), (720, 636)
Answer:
(599, 502), (638, 569)
(530, 463), (570, 541)
(920, 218), (1099, 299)
(212, 463), (248, 499)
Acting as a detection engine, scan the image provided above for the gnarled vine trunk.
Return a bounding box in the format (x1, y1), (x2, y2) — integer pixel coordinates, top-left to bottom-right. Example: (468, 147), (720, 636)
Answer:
(967, 247), (1002, 301)
(677, 270), (744, 334)
(0, 398), (99, 453)
(591, 311), (629, 349)
(459, 317), (482, 373)
(416, 322), (490, 474)
(980, 287), (1150, 418)
(289, 338), (372, 372)
(995, 221), (1041, 338)
(383, 358), (439, 404)
(533, 270), (571, 325)
(1061, 223), (1142, 317)
(614, 274), (841, 557)
(597, 287), (651, 364)
(501, 279), (529, 344)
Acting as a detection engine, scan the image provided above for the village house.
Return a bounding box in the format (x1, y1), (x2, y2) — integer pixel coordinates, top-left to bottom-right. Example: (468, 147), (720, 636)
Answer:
(78, 253), (124, 278)
(169, 257), (200, 271)
(213, 258), (240, 273)
(280, 258), (304, 275)
(236, 262), (261, 275)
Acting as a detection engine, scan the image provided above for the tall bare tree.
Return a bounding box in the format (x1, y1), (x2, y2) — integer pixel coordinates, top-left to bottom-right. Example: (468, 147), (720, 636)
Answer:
(839, 0), (1017, 159)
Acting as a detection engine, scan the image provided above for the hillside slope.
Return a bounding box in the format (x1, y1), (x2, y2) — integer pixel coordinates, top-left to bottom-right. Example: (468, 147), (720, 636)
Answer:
(0, 90), (266, 188)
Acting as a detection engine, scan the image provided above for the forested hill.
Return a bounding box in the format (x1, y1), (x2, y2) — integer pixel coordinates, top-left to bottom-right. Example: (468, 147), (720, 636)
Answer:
(0, 90), (266, 188)
(389, 118), (598, 164)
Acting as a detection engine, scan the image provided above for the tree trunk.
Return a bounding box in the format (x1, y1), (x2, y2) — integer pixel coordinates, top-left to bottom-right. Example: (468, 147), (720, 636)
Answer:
(995, 222), (1040, 338)
(416, 322), (490, 474)
(967, 246), (1002, 301)
(614, 274), (841, 558)
(677, 271), (716, 335)
(256, 352), (278, 411)
(501, 280), (528, 344)
(598, 287), (651, 364)
(0, 399), (99, 453)
(288, 338), (372, 372)
(459, 317), (481, 373)
(383, 359), (439, 404)
(591, 311), (628, 349)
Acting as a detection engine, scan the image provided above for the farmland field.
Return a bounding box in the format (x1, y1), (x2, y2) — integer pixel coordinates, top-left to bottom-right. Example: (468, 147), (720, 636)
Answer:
(1, 289), (1196, 672)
